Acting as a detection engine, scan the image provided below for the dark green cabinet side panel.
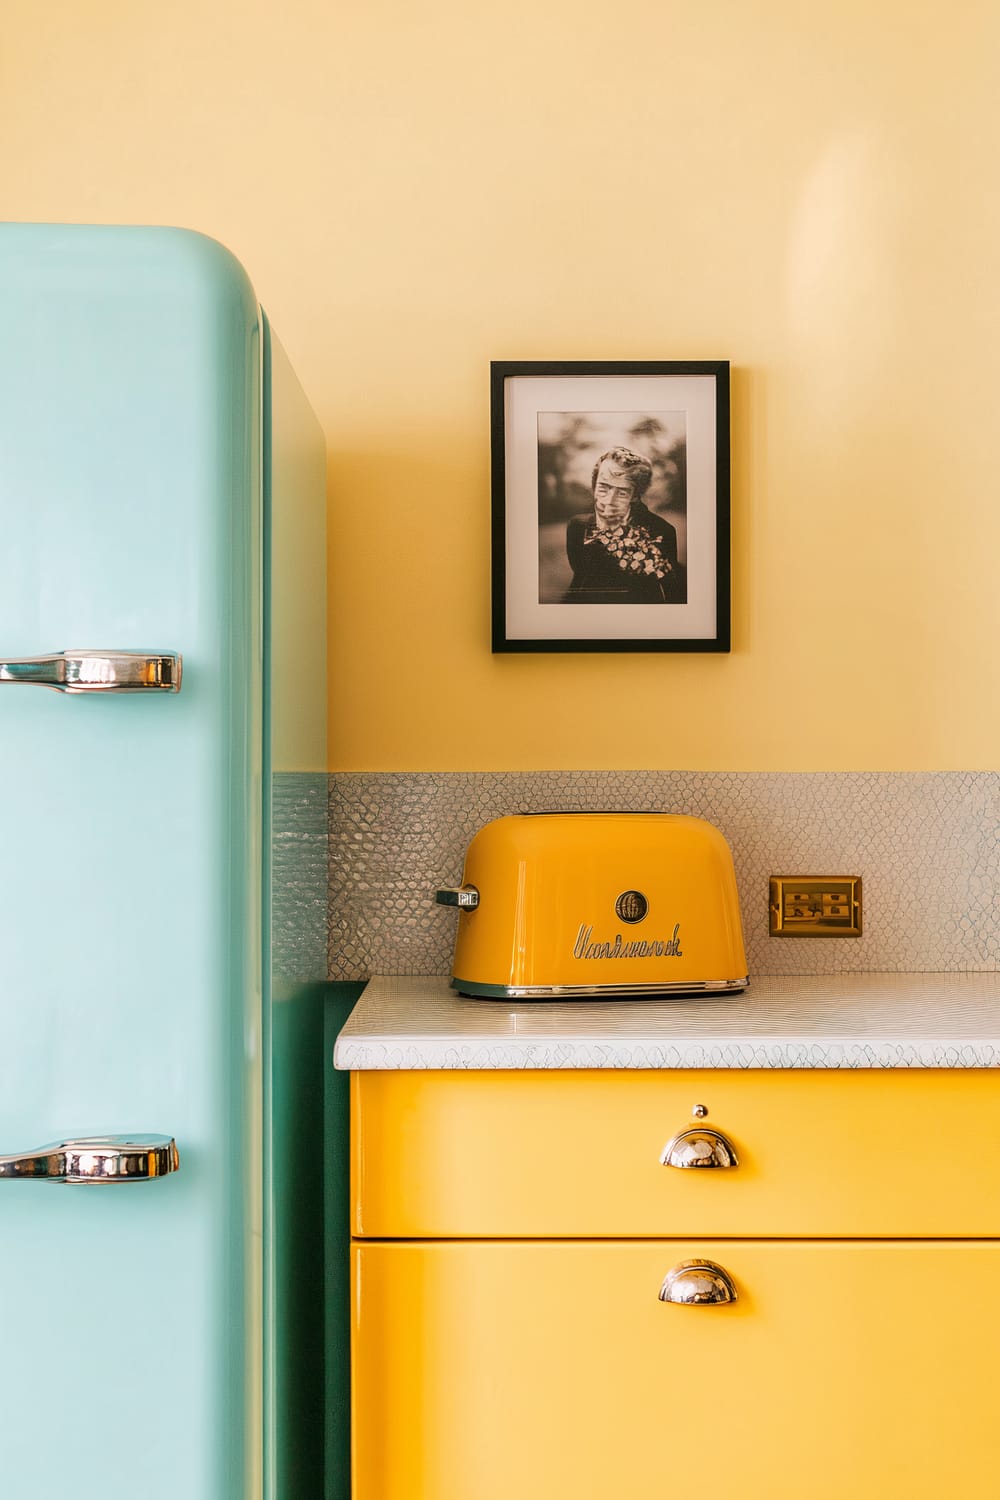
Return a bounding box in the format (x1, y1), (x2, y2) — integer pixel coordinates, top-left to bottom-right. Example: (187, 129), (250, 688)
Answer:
(271, 981), (328, 1498)
(325, 984), (363, 1500)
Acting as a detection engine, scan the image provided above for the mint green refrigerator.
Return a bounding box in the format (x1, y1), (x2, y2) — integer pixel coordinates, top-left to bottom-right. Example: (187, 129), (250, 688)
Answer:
(0, 225), (328, 1500)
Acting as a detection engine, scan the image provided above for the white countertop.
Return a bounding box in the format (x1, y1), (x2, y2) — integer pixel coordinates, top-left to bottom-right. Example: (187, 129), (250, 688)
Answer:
(333, 972), (1000, 1070)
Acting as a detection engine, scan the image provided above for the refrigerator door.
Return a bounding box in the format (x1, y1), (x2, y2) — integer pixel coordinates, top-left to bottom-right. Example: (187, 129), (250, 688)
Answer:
(0, 225), (262, 1500)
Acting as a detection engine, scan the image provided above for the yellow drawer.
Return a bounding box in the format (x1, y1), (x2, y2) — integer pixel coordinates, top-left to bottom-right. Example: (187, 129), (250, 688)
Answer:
(353, 1239), (1000, 1500)
(352, 1068), (1000, 1238)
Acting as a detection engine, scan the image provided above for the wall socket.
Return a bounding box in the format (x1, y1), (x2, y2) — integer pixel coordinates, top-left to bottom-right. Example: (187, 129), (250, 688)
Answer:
(769, 876), (862, 937)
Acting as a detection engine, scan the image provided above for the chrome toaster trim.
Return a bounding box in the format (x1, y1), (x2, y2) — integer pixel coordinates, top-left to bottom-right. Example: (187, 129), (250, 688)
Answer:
(451, 977), (750, 1001)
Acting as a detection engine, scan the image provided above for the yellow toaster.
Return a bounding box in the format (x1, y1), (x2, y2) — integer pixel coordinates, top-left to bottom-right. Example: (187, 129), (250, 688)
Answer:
(435, 811), (748, 999)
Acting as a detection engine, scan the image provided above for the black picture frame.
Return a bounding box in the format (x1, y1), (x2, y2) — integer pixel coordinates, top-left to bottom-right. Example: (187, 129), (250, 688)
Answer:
(490, 360), (731, 653)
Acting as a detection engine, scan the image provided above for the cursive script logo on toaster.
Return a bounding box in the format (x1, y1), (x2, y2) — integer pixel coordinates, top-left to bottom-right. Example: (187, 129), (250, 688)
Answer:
(573, 922), (683, 960)
(615, 890), (648, 924)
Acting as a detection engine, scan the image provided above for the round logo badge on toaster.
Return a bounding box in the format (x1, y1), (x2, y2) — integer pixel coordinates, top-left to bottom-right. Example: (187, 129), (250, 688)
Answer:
(615, 890), (648, 923)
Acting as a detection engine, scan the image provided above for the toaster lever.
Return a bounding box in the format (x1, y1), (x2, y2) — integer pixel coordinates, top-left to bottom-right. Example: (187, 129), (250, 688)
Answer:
(435, 885), (480, 910)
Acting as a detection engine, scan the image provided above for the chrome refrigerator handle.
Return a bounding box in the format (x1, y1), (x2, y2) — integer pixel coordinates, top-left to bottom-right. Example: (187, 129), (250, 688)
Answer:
(0, 1135), (179, 1183)
(0, 650), (182, 693)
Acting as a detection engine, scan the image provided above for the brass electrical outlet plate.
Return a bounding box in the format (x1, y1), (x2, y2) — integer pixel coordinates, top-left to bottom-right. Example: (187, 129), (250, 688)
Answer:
(769, 876), (863, 937)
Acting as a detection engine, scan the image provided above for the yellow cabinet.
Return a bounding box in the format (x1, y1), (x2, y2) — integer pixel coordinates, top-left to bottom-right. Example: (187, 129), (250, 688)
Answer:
(350, 1069), (1000, 1497)
(354, 1239), (1000, 1500)
(352, 1069), (1000, 1237)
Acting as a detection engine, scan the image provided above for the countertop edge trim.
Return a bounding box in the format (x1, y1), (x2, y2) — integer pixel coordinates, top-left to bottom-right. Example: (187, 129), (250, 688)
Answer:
(333, 1038), (1000, 1071)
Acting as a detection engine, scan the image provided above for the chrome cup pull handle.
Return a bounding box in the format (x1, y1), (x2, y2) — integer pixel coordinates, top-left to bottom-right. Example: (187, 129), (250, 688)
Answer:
(659, 1127), (739, 1169)
(0, 1134), (179, 1183)
(658, 1260), (738, 1306)
(0, 650), (182, 693)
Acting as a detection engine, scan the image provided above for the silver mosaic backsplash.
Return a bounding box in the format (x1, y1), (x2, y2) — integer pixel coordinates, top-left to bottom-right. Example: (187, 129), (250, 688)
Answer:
(325, 773), (1000, 981)
(272, 772), (330, 982)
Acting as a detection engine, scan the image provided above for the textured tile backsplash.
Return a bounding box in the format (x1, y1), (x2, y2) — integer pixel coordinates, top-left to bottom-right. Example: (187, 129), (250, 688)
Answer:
(272, 773), (330, 982)
(322, 773), (999, 981)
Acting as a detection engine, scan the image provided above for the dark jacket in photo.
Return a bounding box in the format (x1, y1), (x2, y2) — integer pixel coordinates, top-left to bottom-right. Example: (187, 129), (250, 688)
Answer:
(563, 500), (686, 604)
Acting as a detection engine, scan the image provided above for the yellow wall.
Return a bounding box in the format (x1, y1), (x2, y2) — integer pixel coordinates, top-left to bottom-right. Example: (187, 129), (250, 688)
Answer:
(3, 1), (998, 770)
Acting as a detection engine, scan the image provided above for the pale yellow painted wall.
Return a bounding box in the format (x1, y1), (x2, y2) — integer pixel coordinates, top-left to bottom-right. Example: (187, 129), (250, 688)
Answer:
(3, 1), (998, 770)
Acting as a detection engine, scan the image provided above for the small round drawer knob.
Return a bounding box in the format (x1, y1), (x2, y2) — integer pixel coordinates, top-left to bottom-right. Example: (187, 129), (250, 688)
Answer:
(658, 1260), (738, 1306)
(659, 1127), (739, 1169)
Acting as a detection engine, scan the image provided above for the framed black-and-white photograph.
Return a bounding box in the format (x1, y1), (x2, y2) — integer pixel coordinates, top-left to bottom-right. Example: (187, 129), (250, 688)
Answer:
(490, 361), (730, 652)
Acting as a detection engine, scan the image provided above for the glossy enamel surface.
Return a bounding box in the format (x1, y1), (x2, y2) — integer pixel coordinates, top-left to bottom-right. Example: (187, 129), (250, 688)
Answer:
(353, 1239), (1000, 1499)
(450, 813), (747, 993)
(352, 1068), (1000, 1239)
(0, 224), (260, 1499)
